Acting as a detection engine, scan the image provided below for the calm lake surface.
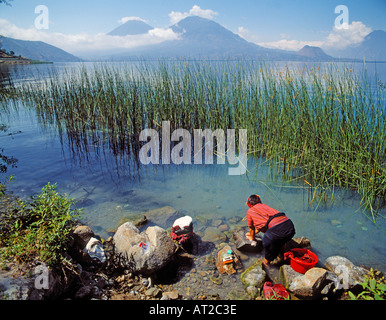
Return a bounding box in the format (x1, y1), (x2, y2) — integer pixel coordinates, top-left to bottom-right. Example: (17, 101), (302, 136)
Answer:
(1, 61), (385, 272)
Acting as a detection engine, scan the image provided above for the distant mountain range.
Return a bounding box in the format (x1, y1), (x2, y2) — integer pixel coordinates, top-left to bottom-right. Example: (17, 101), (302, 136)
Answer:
(108, 16), (325, 61)
(107, 20), (153, 36)
(107, 16), (385, 62)
(0, 36), (81, 62)
(0, 16), (385, 62)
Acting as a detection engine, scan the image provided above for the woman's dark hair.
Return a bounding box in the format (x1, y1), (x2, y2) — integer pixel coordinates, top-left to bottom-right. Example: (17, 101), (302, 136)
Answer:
(248, 194), (262, 206)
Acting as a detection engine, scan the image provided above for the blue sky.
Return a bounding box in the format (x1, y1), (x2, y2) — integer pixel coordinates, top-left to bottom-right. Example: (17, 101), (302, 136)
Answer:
(0, 0), (385, 54)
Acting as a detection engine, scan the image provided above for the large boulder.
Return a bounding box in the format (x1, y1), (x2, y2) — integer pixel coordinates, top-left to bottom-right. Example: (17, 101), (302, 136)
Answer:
(279, 264), (303, 288)
(113, 222), (176, 276)
(324, 256), (368, 291)
(289, 267), (330, 299)
(240, 259), (266, 289)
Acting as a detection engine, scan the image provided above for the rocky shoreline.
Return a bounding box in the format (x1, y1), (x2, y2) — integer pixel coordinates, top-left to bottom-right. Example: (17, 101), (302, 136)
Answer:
(0, 205), (381, 300)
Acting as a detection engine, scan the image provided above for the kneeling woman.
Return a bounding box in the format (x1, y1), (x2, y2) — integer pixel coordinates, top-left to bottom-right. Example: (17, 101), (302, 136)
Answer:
(245, 194), (295, 268)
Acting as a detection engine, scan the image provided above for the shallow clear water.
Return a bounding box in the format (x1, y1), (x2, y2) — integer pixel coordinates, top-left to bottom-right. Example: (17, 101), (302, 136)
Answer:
(0, 61), (385, 274)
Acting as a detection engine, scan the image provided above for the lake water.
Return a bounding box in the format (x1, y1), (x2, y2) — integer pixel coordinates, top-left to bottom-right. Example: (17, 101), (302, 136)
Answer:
(1, 61), (385, 274)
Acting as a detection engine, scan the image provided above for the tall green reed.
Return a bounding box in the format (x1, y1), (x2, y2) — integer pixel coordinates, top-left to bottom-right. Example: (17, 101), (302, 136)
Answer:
(9, 60), (386, 216)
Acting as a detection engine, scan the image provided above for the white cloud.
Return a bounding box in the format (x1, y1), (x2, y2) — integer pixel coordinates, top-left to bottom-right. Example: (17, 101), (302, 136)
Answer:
(0, 19), (180, 55)
(252, 21), (372, 52)
(118, 16), (148, 25)
(257, 39), (323, 51)
(236, 26), (260, 43)
(169, 5), (218, 24)
(322, 21), (372, 49)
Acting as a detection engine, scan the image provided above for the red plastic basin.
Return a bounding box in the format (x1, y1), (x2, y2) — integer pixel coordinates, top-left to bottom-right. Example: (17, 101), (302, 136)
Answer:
(284, 248), (318, 274)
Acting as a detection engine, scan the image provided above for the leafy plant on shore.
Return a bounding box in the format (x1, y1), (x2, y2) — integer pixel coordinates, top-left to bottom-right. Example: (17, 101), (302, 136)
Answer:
(0, 183), (81, 268)
(348, 268), (386, 300)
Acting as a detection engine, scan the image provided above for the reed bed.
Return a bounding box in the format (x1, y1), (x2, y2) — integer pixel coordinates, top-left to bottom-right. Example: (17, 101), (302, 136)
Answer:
(8, 60), (386, 216)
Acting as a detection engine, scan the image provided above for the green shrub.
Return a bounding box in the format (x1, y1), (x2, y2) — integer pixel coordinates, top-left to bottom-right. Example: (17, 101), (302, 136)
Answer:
(348, 268), (386, 300)
(0, 183), (81, 268)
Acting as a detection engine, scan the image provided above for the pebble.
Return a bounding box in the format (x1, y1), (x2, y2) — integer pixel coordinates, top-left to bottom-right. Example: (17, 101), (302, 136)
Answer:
(162, 290), (179, 300)
(218, 224), (229, 232)
(211, 219), (223, 227)
(210, 276), (223, 285)
(330, 220), (342, 226)
(145, 287), (161, 297)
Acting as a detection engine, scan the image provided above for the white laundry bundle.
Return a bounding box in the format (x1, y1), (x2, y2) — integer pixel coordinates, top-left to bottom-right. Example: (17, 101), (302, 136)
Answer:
(84, 237), (106, 263)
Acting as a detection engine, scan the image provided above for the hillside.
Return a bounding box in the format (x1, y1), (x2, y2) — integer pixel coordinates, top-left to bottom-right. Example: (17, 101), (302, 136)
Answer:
(0, 48), (48, 64)
(296, 45), (333, 61)
(0, 36), (82, 62)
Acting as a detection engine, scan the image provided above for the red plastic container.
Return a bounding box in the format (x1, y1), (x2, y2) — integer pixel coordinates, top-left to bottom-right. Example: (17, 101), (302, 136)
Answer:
(263, 282), (289, 300)
(284, 248), (318, 274)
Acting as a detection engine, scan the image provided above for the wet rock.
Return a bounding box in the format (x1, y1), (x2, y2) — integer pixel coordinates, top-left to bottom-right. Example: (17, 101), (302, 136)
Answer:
(234, 248), (249, 261)
(227, 289), (250, 300)
(321, 271), (342, 296)
(116, 215), (148, 230)
(72, 225), (95, 249)
(113, 222), (176, 276)
(279, 264), (303, 288)
(285, 237), (311, 250)
(75, 198), (95, 208)
(202, 227), (227, 243)
(289, 267), (329, 300)
(324, 256), (368, 290)
(218, 224), (229, 232)
(228, 216), (243, 224)
(75, 285), (101, 300)
(330, 219), (342, 226)
(195, 215), (210, 226)
(246, 285), (259, 299)
(210, 276), (223, 285)
(145, 286), (162, 298)
(141, 206), (182, 228)
(211, 219), (223, 227)
(232, 227), (262, 252)
(161, 290), (179, 300)
(215, 245), (243, 275)
(240, 260), (266, 289)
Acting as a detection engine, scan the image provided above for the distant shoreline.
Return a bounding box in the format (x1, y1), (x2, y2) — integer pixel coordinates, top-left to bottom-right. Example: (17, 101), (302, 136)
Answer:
(0, 57), (52, 65)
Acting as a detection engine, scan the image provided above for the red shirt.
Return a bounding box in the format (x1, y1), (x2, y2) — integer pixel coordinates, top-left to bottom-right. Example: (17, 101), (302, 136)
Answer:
(247, 203), (288, 233)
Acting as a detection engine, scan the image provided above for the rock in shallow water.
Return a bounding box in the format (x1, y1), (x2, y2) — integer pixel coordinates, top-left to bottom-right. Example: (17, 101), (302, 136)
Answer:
(202, 227), (227, 243)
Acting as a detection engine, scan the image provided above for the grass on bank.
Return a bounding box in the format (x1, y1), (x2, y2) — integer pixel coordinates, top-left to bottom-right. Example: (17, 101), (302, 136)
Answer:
(0, 182), (81, 268)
